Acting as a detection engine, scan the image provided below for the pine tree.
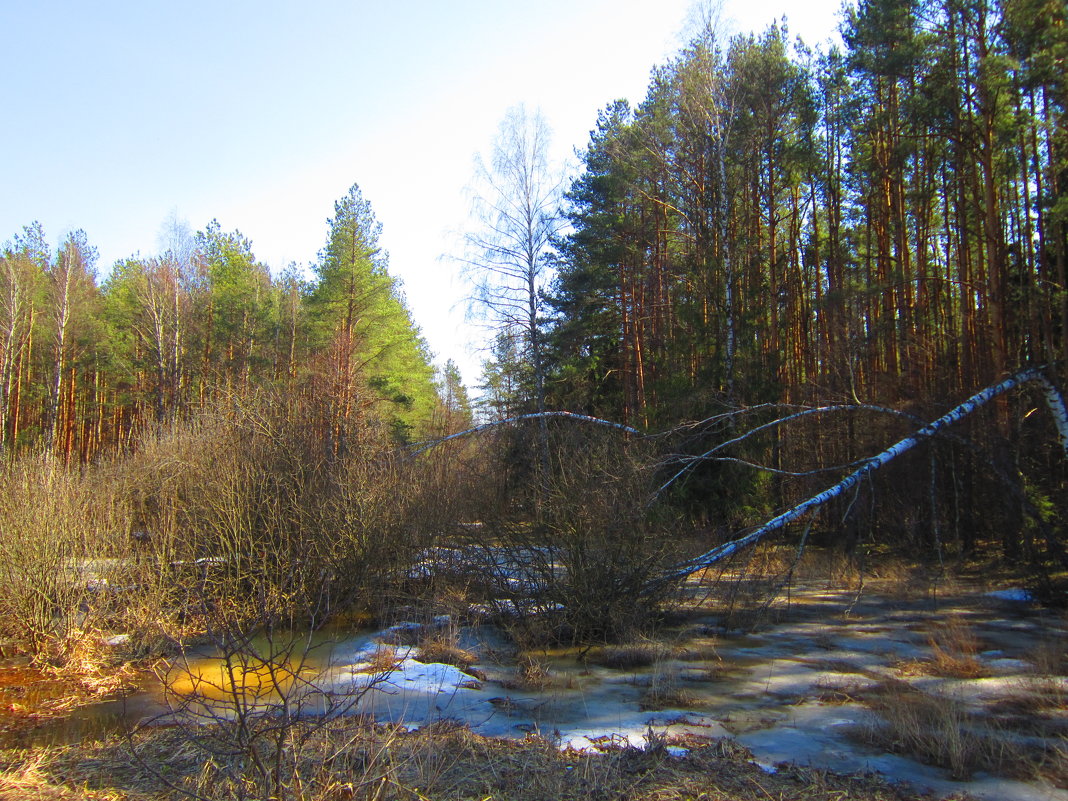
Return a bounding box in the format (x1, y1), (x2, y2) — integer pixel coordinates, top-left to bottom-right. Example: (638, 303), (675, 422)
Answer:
(308, 183), (437, 444)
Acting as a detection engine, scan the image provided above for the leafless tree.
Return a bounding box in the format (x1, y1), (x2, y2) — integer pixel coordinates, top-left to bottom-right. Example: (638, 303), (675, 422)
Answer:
(0, 226), (45, 452)
(460, 106), (566, 497)
(462, 105), (566, 419)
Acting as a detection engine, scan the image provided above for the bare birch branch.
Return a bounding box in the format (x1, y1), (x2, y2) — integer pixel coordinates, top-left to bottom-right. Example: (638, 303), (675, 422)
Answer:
(408, 411), (640, 458)
(651, 403), (931, 500)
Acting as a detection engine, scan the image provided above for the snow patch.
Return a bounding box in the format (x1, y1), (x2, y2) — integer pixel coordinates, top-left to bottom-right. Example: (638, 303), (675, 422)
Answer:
(386, 658), (475, 694)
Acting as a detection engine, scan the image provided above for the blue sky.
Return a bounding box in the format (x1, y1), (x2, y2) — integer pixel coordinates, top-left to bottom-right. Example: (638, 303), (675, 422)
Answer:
(1, 0), (842, 388)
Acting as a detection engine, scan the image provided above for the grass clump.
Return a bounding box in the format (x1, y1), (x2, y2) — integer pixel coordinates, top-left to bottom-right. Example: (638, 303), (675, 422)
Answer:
(1029, 634), (1068, 677)
(416, 632), (478, 670)
(639, 662), (700, 711)
(501, 653), (555, 691)
(897, 616), (990, 679)
(860, 679), (1036, 782)
(596, 640), (671, 669)
(363, 644), (403, 674)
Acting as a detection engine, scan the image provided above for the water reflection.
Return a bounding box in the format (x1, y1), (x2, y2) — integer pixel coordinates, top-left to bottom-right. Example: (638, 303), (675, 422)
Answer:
(166, 657), (313, 703)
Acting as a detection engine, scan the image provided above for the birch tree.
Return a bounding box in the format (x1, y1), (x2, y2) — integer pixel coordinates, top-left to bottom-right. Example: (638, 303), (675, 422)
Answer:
(462, 106), (566, 500)
(0, 225), (46, 451)
(43, 230), (97, 455)
(463, 105), (565, 420)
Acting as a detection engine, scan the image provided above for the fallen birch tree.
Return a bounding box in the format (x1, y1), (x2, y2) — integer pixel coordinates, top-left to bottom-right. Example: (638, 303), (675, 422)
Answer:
(408, 367), (1067, 580)
(659, 366), (1068, 583)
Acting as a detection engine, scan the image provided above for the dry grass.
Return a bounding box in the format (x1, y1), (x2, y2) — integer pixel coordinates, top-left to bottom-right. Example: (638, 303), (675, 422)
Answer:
(1029, 634), (1068, 677)
(897, 616), (990, 679)
(859, 679), (1040, 783)
(364, 644), (403, 674)
(639, 662), (700, 711)
(596, 640), (671, 669)
(674, 642), (721, 662)
(500, 653), (573, 692)
(0, 720), (944, 801)
(416, 631), (478, 670)
(0, 748), (117, 800)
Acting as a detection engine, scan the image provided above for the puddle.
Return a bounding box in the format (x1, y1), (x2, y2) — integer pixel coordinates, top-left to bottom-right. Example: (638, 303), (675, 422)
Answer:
(0, 659), (165, 749)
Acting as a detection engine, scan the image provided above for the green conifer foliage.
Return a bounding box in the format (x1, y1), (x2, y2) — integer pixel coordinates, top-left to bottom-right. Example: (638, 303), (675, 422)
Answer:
(307, 184), (437, 442)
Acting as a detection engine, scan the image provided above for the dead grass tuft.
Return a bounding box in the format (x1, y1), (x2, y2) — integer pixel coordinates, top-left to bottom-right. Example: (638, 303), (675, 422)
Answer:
(860, 680), (1036, 782)
(596, 640), (671, 669)
(364, 644), (402, 674)
(674, 642), (721, 662)
(0, 748), (116, 800)
(500, 653), (571, 691)
(639, 662), (701, 711)
(417, 634), (478, 670)
(1029, 635), (1068, 677)
(897, 616), (990, 679)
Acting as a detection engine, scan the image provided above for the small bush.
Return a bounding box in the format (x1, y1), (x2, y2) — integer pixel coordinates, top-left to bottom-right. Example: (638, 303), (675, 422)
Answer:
(0, 454), (130, 667)
(116, 389), (438, 633)
(480, 427), (692, 643)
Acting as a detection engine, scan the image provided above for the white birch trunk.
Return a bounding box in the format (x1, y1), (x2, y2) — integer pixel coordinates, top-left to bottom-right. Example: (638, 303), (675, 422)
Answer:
(664, 367), (1068, 582)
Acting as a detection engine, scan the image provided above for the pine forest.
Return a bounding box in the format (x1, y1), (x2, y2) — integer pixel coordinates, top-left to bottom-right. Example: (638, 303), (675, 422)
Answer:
(1, 0), (1067, 798)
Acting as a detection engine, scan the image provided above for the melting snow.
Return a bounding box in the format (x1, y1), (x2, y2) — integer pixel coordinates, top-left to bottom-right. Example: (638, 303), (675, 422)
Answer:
(985, 588), (1035, 602)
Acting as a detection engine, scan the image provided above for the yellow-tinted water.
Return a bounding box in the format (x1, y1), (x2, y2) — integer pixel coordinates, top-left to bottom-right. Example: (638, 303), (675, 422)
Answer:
(166, 656), (316, 703)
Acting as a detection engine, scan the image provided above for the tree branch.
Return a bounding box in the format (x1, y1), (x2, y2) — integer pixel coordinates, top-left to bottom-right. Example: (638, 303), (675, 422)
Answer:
(408, 411), (640, 457)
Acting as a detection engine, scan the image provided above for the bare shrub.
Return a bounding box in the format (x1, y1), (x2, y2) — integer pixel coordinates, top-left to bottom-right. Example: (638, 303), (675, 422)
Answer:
(97, 390), (471, 798)
(460, 425), (692, 645)
(0, 453), (131, 671)
(155, 583), (398, 801)
(115, 389), (434, 635)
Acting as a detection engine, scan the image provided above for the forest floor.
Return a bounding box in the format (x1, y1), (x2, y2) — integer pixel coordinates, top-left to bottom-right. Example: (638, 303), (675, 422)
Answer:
(0, 557), (1064, 801)
(0, 722), (962, 801)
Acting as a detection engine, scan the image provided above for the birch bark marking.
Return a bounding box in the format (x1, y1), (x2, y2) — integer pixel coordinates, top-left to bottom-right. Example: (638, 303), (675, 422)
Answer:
(1037, 373), (1068, 454)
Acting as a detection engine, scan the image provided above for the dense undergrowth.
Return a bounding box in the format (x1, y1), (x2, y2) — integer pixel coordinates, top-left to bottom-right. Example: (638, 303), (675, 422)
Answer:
(0, 392), (696, 678)
(0, 382), (1064, 800)
(0, 378), (1063, 679)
